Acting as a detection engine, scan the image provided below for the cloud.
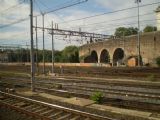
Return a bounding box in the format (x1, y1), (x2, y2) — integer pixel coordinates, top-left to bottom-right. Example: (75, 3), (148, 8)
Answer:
(0, 0), (159, 50)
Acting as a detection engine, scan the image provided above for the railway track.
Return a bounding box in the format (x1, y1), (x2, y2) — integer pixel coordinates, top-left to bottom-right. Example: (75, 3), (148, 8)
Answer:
(0, 91), (115, 120)
(2, 76), (160, 89)
(35, 82), (160, 105)
(1, 76), (160, 106)
(36, 81), (160, 95)
(63, 84), (160, 98)
(1, 76), (160, 104)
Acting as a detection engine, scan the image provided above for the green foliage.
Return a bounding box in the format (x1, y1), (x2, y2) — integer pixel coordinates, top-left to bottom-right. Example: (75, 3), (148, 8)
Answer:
(143, 25), (157, 33)
(79, 54), (90, 62)
(6, 45), (79, 63)
(61, 46), (79, 63)
(114, 27), (138, 37)
(90, 91), (103, 104)
(156, 57), (160, 67)
(146, 74), (156, 82)
(7, 49), (30, 62)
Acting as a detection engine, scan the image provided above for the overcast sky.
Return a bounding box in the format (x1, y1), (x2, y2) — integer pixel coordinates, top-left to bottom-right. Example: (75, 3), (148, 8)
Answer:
(0, 0), (159, 50)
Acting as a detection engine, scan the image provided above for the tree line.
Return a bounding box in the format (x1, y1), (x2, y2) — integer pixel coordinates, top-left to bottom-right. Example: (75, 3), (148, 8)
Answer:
(6, 45), (79, 63)
(2, 25), (158, 63)
(114, 25), (157, 37)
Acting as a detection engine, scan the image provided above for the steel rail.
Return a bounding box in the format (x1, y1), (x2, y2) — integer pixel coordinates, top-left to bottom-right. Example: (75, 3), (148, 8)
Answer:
(34, 80), (160, 98)
(35, 86), (160, 105)
(62, 85), (160, 98)
(0, 91), (116, 120)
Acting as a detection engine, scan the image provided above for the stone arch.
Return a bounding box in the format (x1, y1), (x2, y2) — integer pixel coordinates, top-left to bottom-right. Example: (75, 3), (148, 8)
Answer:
(84, 56), (91, 63)
(127, 55), (143, 67)
(113, 48), (125, 66)
(100, 49), (110, 63)
(90, 50), (98, 63)
(84, 50), (98, 63)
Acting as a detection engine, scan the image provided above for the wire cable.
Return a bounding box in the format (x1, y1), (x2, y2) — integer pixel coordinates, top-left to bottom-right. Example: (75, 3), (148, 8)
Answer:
(0, 0), (87, 29)
(0, 0), (25, 14)
(62, 12), (155, 29)
(58, 1), (160, 24)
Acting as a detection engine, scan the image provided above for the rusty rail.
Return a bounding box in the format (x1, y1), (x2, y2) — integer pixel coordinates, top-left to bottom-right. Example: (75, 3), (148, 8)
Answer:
(0, 91), (116, 120)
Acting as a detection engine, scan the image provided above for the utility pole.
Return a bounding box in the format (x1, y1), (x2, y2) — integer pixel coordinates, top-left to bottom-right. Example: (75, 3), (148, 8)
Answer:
(35, 16), (39, 74)
(51, 21), (55, 73)
(135, 0), (141, 66)
(123, 32), (126, 65)
(42, 14), (45, 74)
(30, 0), (35, 91)
(26, 42), (29, 63)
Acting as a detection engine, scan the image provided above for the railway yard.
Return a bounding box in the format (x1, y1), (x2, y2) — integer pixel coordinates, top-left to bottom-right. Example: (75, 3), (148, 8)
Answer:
(1, 0), (160, 119)
(0, 64), (160, 120)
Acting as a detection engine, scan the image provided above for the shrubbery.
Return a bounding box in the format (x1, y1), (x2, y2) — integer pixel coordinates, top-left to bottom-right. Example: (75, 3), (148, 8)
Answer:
(90, 91), (103, 104)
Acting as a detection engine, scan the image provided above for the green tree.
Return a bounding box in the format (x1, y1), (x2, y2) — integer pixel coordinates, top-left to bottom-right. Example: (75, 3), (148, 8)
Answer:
(54, 51), (62, 62)
(61, 46), (79, 63)
(143, 25), (157, 33)
(5, 46), (80, 63)
(114, 27), (138, 37)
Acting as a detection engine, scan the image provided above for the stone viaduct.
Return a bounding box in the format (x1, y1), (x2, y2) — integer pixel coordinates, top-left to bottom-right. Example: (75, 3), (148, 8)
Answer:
(79, 31), (160, 66)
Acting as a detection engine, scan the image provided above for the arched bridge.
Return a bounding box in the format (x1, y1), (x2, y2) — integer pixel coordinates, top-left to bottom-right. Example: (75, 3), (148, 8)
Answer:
(79, 32), (160, 66)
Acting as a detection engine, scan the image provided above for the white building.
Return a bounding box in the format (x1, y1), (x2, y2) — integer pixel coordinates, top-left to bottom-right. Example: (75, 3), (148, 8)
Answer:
(155, 6), (160, 31)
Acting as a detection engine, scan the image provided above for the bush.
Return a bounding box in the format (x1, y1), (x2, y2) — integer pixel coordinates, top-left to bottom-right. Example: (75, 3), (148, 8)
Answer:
(90, 91), (103, 104)
(156, 57), (160, 67)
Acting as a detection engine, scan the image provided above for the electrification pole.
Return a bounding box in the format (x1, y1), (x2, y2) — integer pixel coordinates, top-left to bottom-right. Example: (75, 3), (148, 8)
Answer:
(30, 0), (35, 91)
(42, 14), (45, 74)
(35, 16), (39, 74)
(135, 0), (141, 66)
(51, 21), (55, 73)
(26, 42), (29, 62)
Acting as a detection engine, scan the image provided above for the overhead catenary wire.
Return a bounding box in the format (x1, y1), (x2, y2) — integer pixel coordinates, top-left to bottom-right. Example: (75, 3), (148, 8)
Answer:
(0, 17), (30, 29)
(34, 0), (88, 16)
(0, 0), (88, 29)
(0, 0), (25, 14)
(36, 0), (73, 29)
(62, 11), (156, 30)
(58, 1), (160, 24)
(1, 17), (158, 43)
(79, 18), (159, 32)
(0, 0), (159, 45)
(93, 20), (158, 34)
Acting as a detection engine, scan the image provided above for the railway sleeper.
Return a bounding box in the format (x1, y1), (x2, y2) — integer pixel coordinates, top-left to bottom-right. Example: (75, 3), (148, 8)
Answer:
(34, 107), (49, 113)
(70, 115), (81, 120)
(49, 111), (63, 118)
(40, 109), (54, 116)
(23, 104), (37, 110)
(29, 106), (43, 112)
(0, 102), (52, 120)
(0, 91), (116, 120)
(56, 113), (72, 120)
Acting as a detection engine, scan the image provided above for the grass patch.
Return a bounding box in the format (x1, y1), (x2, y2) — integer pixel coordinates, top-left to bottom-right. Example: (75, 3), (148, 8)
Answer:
(90, 91), (103, 104)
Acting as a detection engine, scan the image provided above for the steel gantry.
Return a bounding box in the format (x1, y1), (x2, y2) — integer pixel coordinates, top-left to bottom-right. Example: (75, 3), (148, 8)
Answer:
(33, 26), (110, 40)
